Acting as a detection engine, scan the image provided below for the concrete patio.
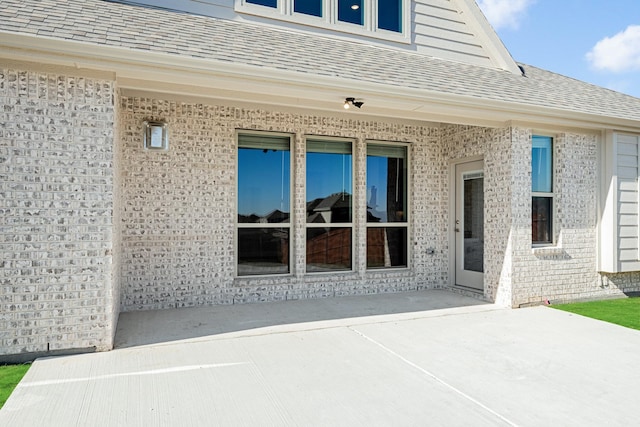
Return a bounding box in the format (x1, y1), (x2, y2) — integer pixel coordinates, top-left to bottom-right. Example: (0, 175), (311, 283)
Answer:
(2, 290), (640, 426)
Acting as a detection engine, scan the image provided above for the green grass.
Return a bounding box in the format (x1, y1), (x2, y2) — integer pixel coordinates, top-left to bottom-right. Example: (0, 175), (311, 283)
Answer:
(552, 297), (640, 331)
(0, 364), (30, 409)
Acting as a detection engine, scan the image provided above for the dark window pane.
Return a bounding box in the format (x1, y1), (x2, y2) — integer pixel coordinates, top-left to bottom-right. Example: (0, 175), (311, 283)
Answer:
(246, 0), (277, 7)
(532, 136), (553, 193)
(367, 145), (407, 223)
(367, 227), (407, 269)
(238, 135), (290, 223)
(532, 197), (552, 244)
(338, 0), (363, 25)
(238, 228), (289, 275)
(306, 228), (352, 272)
(464, 177), (484, 272)
(378, 0), (402, 32)
(307, 140), (352, 223)
(294, 0), (322, 17)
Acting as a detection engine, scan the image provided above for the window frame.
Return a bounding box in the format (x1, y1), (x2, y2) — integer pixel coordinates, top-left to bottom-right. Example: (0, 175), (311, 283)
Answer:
(365, 140), (410, 270)
(304, 136), (356, 274)
(235, 130), (294, 277)
(235, 0), (410, 43)
(531, 134), (555, 246)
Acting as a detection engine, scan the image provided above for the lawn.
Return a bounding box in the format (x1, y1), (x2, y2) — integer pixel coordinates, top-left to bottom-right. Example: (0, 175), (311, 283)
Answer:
(552, 297), (640, 331)
(0, 364), (30, 409)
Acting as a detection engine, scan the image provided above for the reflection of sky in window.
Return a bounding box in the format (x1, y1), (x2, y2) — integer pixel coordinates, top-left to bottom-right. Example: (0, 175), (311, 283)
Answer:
(378, 0), (402, 32)
(306, 152), (352, 201)
(367, 156), (389, 220)
(532, 136), (552, 193)
(238, 148), (290, 217)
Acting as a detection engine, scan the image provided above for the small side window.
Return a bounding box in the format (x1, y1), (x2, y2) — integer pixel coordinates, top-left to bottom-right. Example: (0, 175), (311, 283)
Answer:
(532, 135), (553, 244)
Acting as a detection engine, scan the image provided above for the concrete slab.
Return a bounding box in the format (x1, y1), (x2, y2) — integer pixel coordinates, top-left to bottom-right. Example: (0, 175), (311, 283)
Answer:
(2, 290), (640, 426)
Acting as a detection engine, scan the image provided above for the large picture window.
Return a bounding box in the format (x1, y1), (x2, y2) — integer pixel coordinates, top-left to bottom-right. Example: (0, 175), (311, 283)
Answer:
(306, 139), (353, 272)
(532, 135), (553, 244)
(366, 143), (408, 268)
(237, 133), (291, 276)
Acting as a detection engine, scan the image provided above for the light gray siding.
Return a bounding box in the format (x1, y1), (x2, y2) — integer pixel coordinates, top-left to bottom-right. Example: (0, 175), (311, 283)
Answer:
(412, 0), (492, 66)
(616, 134), (640, 271)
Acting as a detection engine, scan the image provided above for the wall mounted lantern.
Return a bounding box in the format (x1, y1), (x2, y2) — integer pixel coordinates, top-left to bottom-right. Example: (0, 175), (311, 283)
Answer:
(143, 120), (169, 150)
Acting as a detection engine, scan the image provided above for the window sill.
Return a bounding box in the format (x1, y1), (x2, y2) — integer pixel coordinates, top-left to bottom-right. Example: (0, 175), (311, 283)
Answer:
(531, 245), (569, 259)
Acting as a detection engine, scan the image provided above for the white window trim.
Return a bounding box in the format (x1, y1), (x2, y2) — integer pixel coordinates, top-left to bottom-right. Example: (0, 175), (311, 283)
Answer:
(365, 140), (411, 270)
(235, 0), (411, 44)
(531, 134), (556, 247)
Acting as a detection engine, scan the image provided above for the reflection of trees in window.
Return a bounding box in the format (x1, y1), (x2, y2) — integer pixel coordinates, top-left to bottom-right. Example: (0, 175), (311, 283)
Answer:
(367, 144), (408, 269)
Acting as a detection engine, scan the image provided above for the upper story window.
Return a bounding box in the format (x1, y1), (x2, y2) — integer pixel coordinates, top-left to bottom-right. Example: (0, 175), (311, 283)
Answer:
(532, 135), (554, 245)
(237, 0), (409, 42)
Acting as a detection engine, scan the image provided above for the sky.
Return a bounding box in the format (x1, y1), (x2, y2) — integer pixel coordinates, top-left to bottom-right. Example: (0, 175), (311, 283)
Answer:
(477, 0), (640, 98)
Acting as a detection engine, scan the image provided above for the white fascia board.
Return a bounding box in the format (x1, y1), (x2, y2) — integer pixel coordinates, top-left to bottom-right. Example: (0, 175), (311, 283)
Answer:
(2, 31), (640, 132)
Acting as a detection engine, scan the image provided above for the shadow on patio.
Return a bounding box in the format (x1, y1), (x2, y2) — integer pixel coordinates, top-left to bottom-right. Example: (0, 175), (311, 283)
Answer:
(114, 289), (492, 349)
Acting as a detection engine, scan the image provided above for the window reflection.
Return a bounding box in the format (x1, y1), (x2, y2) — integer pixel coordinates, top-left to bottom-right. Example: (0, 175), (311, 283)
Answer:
(367, 145), (407, 223)
(367, 227), (407, 268)
(238, 135), (290, 223)
(237, 134), (291, 276)
(378, 0), (402, 32)
(295, 0), (322, 16)
(532, 136), (552, 193)
(338, 0), (363, 25)
(306, 140), (352, 223)
(246, 0), (277, 7)
(307, 227), (352, 272)
(532, 197), (552, 244)
(238, 228), (289, 275)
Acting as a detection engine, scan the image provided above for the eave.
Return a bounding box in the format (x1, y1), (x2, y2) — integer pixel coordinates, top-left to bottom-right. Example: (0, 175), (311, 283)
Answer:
(3, 31), (640, 133)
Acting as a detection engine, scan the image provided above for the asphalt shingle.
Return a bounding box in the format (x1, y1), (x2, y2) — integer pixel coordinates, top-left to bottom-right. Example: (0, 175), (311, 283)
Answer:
(2, 0), (640, 122)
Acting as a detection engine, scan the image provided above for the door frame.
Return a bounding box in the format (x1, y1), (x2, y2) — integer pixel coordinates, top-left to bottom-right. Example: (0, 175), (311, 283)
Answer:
(448, 156), (485, 292)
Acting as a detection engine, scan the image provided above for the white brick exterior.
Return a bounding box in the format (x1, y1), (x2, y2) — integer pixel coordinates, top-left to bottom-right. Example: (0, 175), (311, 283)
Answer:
(1, 67), (118, 357)
(2, 68), (640, 359)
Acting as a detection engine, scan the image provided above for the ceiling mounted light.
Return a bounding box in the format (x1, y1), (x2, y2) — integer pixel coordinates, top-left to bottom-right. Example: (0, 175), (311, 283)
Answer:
(344, 97), (364, 109)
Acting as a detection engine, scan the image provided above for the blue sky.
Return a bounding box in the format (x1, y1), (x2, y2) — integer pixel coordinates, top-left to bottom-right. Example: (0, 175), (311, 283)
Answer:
(477, 0), (640, 98)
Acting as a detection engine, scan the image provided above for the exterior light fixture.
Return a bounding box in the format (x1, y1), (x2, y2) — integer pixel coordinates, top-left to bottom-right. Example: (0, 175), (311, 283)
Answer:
(143, 120), (169, 150)
(351, 4), (360, 10)
(344, 97), (364, 109)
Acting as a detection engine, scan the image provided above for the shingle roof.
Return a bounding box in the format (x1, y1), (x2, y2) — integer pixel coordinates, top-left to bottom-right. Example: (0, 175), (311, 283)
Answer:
(2, 0), (640, 123)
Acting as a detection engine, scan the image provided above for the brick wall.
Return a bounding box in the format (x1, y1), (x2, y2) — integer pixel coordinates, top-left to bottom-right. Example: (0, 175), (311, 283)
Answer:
(118, 97), (444, 310)
(0, 67), (117, 357)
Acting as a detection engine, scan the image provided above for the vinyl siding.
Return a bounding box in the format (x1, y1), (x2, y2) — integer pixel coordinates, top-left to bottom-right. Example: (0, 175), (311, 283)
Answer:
(616, 134), (640, 271)
(412, 0), (492, 66)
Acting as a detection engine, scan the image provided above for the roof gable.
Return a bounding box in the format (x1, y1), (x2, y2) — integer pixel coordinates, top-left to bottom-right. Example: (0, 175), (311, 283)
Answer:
(110, 0), (520, 73)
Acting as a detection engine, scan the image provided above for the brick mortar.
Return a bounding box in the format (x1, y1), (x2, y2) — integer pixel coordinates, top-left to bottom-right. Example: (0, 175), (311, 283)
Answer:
(1, 67), (117, 356)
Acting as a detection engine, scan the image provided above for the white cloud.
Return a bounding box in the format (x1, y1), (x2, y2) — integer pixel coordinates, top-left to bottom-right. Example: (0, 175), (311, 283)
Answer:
(477, 0), (534, 30)
(586, 25), (640, 73)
